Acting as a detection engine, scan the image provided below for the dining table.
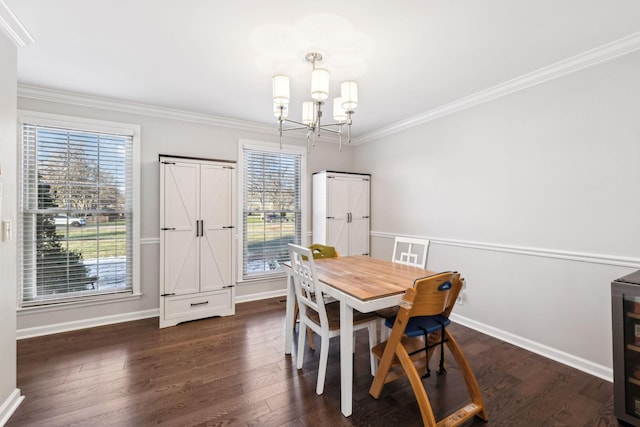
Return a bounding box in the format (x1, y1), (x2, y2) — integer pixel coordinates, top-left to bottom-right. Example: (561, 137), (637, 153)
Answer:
(283, 255), (437, 417)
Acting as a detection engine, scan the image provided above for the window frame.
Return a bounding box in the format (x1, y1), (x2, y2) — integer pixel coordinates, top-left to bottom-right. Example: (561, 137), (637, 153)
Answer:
(17, 111), (141, 308)
(237, 139), (307, 282)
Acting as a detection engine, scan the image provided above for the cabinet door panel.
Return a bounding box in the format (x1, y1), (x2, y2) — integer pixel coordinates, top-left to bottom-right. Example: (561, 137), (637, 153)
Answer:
(164, 231), (199, 295)
(327, 177), (349, 219)
(163, 162), (199, 295)
(201, 165), (232, 226)
(200, 230), (232, 292)
(200, 165), (233, 291)
(327, 218), (349, 256)
(349, 218), (370, 256)
(349, 178), (370, 219)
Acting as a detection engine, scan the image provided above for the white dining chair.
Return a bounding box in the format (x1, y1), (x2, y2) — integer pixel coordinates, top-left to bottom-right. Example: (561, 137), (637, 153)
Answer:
(392, 236), (430, 268)
(288, 243), (378, 395)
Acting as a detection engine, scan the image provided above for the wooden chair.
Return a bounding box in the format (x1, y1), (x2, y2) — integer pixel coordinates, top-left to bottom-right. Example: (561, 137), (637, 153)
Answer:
(369, 271), (487, 427)
(392, 236), (430, 268)
(288, 243), (378, 395)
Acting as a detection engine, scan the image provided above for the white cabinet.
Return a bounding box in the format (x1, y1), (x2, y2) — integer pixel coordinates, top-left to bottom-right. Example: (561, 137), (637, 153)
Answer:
(159, 156), (236, 328)
(312, 171), (370, 256)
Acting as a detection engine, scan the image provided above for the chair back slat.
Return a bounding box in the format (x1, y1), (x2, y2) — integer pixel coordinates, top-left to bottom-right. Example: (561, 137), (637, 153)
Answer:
(392, 237), (430, 268)
(288, 244), (329, 327)
(407, 272), (460, 318)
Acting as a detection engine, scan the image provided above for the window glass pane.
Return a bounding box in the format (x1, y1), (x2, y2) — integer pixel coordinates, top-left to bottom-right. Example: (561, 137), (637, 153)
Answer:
(242, 147), (302, 278)
(20, 122), (134, 305)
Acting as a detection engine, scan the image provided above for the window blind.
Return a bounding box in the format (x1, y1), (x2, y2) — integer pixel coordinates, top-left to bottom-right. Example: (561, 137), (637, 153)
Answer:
(20, 123), (134, 305)
(242, 146), (302, 278)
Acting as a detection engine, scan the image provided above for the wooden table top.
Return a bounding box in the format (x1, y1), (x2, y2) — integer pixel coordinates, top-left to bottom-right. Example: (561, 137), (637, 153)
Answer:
(312, 255), (436, 302)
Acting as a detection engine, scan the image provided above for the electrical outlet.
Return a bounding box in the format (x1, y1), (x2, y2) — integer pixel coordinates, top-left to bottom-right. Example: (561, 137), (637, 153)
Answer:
(2, 220), (11, 242)
(456, 292), (465, 305)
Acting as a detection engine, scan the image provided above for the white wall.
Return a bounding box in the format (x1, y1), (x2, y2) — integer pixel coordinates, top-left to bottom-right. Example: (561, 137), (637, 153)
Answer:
(15, 94), (356, 333)
(357, 50), (640, 379)
(0, 29), (22, 423)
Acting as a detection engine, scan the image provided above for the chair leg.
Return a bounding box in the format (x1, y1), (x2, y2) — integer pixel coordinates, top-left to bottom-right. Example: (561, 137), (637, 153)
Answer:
(368, 323), (377, 376)
(378, 317), (389, 341)
(396, 343), (438, 427)
(370, 325), (405, 399)
(444, 330), (488, 422)
(294, 301), (315, 350)
(296, 322), (307, 370)
(307, 328), (315, 350)
(316, 332), (330, 395)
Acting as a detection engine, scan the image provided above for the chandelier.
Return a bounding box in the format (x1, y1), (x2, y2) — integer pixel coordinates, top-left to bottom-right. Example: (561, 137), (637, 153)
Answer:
(272, 52), (358, 151)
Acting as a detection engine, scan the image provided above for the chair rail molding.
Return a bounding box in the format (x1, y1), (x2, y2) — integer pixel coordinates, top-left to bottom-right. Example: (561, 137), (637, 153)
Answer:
(371, 231), (640, 269)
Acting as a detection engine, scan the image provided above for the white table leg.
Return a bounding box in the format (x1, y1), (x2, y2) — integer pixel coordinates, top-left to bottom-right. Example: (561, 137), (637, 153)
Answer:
(340, 300), (354, 417)
(284, 269), (295, 355)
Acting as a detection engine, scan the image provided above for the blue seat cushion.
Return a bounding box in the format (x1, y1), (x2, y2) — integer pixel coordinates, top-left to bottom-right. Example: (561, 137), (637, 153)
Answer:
(384, 314), (450, 337)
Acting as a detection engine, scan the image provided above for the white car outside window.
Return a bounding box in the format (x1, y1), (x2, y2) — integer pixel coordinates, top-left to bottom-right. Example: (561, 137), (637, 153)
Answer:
(52, 215), (86, 227)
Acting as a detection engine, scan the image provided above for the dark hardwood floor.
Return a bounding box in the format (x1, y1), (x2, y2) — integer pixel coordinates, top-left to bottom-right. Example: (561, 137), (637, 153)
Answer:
(8, 297), (618, 426)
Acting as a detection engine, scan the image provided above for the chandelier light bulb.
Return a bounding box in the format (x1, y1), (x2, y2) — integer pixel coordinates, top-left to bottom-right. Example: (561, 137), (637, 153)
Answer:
(311, 68), (330, 101)
(272, 74), (290, 105)
(333, 97), (347, 122)
(302, 101), (316, 125)
(341, 81), (358, 110)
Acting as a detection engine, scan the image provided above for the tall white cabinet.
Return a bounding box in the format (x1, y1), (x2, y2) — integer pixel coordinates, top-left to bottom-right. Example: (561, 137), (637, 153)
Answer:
(312, 170), (370, 256)
(159, 155), (236, 328)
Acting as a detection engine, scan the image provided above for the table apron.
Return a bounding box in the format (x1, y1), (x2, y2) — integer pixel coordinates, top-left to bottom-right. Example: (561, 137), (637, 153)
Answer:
(321, 285), (403, 313)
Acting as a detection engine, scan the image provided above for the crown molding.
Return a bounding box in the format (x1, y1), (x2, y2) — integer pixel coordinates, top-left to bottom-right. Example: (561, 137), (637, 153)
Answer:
(17, 31), (640, 144)
(17, 84), (280, 134)
(355, 31), (640, 145)
(0, 0), (33, 47)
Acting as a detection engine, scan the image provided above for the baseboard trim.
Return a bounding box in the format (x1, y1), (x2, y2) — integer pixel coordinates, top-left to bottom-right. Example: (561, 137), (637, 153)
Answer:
(235, 289), (286, 304)
(450, 313), (612, 382)
(0, 389), (24, 426)
(17, 309), (159, 339)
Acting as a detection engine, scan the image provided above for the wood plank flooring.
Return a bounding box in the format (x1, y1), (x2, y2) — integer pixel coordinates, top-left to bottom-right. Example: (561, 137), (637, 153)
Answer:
(8, 297), (618, 426)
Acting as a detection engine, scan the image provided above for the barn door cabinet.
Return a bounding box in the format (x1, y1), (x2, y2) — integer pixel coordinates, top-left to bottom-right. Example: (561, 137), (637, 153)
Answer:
(312, 170), (370, 256)
(159, 155), (236, 328)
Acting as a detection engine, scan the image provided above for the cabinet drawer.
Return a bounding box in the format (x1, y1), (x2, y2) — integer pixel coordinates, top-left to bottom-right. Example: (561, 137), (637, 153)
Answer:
(164, 289), (233, 321)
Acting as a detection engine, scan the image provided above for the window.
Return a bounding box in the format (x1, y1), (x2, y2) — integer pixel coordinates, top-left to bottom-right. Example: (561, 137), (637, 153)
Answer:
(19, 113), (139, 306)
(240, 141), (305, 279)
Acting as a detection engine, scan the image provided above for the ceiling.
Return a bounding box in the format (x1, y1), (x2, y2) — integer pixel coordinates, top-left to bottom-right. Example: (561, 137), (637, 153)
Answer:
(6, 1), (640, 140)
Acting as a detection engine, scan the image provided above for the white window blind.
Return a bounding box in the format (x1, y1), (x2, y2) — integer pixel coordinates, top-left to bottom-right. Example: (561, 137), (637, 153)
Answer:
(20, 121), (135, 306)
(242, 146), (302, 278)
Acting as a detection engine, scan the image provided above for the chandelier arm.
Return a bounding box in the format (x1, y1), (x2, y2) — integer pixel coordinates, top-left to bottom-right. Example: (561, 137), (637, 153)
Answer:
(317, 121), (349, 129)
(315, 127), (342, 135)
(346, 111), (353, 144)
(281, 125), (312, 132)
(316, 102), (322, 138)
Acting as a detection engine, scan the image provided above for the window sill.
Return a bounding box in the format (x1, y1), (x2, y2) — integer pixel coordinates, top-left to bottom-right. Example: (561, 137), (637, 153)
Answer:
(17, 292), (143, 314)
(237, 273), (287, 285)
